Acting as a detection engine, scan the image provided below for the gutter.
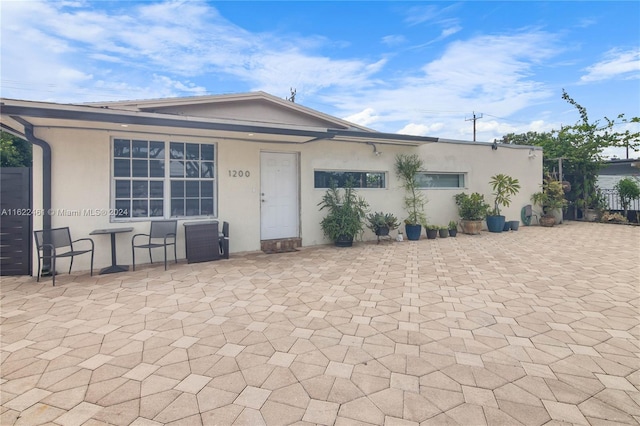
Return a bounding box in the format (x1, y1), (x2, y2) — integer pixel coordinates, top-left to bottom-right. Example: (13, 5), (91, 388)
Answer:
(11, 116), (53, 273)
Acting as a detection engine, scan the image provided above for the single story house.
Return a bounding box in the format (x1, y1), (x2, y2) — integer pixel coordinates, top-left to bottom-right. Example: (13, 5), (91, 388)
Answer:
(0, 92), (542, 275)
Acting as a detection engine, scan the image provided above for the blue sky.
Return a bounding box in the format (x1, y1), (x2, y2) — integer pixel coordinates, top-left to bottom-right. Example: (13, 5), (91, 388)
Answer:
(1, 1), (639, 157)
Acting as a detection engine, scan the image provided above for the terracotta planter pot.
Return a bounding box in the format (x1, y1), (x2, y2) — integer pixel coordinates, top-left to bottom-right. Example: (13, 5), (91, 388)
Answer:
(539, 216), (556, 227)
(460, 220), (483, 235)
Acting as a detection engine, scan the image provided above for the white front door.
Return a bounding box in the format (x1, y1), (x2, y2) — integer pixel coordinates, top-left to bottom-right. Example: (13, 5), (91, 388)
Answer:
(260, 152), (299, 240)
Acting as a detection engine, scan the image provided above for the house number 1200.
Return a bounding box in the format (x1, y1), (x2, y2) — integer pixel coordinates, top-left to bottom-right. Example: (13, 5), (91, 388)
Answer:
(229, 170), (250, 177)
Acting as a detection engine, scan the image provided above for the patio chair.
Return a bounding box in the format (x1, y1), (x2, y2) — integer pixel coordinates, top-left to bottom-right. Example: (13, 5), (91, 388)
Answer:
(219, 221), (229, 259)
(521, 204), (539, 226)
(34, 227), (94, 286)
(131, 220), (177, 271)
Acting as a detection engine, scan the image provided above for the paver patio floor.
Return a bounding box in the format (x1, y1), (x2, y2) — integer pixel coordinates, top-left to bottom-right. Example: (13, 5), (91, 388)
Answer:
(1, 221), (639, 425)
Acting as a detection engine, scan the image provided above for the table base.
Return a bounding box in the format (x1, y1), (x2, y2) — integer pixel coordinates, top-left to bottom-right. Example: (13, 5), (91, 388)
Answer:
(99, 265), (129, 275)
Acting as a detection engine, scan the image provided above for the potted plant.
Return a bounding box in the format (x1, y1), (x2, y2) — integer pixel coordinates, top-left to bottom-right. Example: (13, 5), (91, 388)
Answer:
(395, 154), (427, 240)
(454, 192), (490, 235)
(425, 225), (438, 239)
(366, 212), (400, 236)
(614, 177), (640, 221)
(438, 226), (449, 238)
(487, 174), (521, 233)
(448, 220), (458, 237)
(531, 178), (566, 227)
(318, 177), (369, 246)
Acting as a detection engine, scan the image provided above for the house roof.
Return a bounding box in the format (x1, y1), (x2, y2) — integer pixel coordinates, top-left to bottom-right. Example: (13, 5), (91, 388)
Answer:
(85, 91), (374, 132)
(1, 95), (438, 146)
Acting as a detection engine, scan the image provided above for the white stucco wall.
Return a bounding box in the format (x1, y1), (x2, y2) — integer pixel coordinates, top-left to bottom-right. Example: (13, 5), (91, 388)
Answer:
(30, 125), (542, 275)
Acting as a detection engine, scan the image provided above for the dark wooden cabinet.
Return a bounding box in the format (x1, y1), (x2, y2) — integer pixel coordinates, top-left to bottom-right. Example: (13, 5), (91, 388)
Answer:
(183, 221), (220, 264)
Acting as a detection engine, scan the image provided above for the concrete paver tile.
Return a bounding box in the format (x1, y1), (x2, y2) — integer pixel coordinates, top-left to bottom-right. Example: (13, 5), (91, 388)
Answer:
(325, 361), (354, 379)
(1, 223), (638, 426)
(302, 399), (340, 425)
(542, 399), (589, 425)
(54, 401), (102, 426)
(174, 374), (211, 393)
(3, 388), (51, 411)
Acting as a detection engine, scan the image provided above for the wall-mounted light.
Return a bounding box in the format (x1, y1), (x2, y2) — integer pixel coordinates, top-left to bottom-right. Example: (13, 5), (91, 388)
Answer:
(491, 140), (498, 151)
(367, 142), (382, 156)
(528, 148), (537, 159)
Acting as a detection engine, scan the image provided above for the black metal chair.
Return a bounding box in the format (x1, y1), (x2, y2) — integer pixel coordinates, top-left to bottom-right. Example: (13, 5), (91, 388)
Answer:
(33, 227), (94, 286)
(219, 221), (229, 259)
(131, 220), (177, 271)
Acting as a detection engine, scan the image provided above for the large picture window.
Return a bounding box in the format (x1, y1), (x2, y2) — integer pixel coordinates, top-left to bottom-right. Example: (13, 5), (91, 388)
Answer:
(416, 172), (465, 188)
(314, 170), (386, 189)
(113, 138), (216, 219)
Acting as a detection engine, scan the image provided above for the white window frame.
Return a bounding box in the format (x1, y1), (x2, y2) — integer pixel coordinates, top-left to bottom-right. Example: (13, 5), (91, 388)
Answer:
(314, 170), (387, 189)
(416, 172), (466, 189)
(111, 137), (217, 221)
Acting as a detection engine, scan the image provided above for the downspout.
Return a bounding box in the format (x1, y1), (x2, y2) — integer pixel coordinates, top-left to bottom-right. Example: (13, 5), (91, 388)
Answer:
(12, 116), (53, 273)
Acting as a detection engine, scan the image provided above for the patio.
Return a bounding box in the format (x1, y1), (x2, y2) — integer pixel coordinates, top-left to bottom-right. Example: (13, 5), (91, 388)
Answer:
(1, 221), (638, 425)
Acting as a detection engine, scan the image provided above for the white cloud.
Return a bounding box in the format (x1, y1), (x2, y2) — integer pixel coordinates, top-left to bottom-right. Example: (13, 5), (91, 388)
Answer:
(344, 108), (381, 127)
(382, 35), (406, 46)
(0, 1), (384, 102)
(580, 49), (640, 83)
(397, 122), (444, 136)
(328, 31), (559, 141)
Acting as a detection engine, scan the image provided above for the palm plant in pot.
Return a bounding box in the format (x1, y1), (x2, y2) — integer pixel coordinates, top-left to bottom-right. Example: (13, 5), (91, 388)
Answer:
(531, 178), (566, 227)
(318, 178), (369, 246)
(454, 192), (490, 235)
(487, 174), (521, 233)
(395, 154), (427, 240)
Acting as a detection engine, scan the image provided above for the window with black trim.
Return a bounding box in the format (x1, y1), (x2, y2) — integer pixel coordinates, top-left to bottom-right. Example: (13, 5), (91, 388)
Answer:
(314, 170), (386, 188)
(112, 138), (216, 219)
(416, 172), (465, 188)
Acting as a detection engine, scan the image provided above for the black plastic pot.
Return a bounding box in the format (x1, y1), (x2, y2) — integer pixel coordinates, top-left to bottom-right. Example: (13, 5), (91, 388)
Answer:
(426, 229), (438, 239)
(449, 229), (457, 237)
(375, 226), (390, 236)
(335, 235), (354, 247)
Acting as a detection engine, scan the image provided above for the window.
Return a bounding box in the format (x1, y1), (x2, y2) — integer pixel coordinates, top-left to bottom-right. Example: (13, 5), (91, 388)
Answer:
(314, 170), (386, 188)
(416, 173), (465, 188)
(113, 138), (216, 219)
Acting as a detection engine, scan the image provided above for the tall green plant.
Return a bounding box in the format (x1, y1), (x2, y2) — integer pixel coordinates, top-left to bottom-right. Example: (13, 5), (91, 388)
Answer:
(317, 178), (369, 241)
(394, 154), (427, 225)
(488, 174), (521, 216)
(615, 177), (640, 219)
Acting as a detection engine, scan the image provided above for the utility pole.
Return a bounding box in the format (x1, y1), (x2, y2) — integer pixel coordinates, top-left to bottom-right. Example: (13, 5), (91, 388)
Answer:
(465, 111), (483, 141)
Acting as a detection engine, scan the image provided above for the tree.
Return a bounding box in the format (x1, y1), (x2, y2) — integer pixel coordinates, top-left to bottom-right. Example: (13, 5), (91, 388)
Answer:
(0, 131), (32, 167)
(503, 90), (640, 218)
(614, 177), (640, 220)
